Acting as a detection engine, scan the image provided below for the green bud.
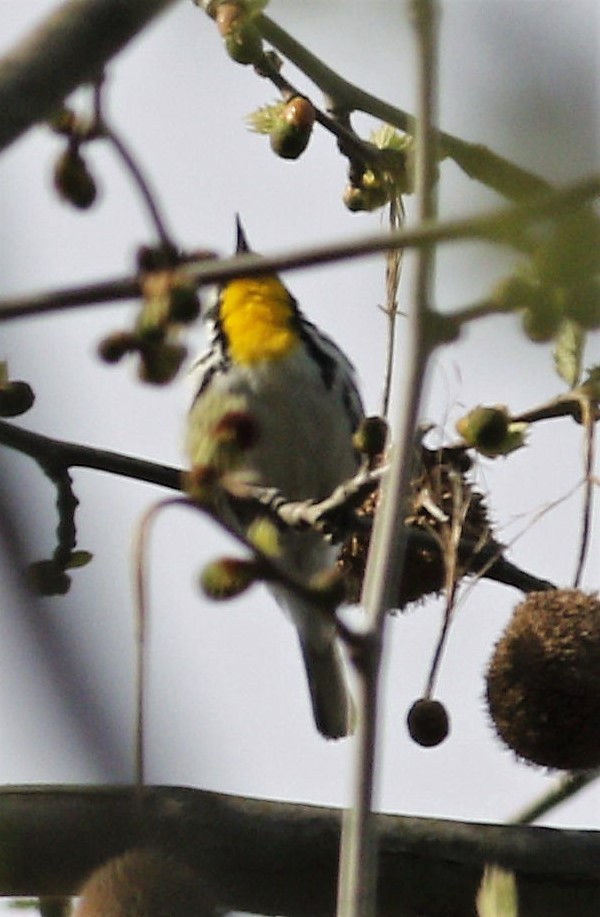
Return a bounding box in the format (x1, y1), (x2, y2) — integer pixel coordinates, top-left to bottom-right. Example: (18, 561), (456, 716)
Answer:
(223, 18), (263, 65)
(343, 173), (390, 213)
(269, 97), (315, 160)
(456, 406), (509, 451)
(246, 517), (280, 558)
(456, 405), (527, 457)
(200, 557), (259, 599)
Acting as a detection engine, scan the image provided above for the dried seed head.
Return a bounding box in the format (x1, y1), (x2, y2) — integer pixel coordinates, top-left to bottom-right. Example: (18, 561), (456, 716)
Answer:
(73, 847), (216, 917)
(486, 589), (600, 769)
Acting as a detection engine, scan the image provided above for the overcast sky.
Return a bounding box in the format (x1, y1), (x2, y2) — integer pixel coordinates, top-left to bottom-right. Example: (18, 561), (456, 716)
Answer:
(0, 0), (599, 912)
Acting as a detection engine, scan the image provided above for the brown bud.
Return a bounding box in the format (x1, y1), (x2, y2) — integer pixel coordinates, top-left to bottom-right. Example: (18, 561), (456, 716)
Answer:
(269, 96), (315, 160)
(53, 145), (97, 209)
(97, 331), (138, 364)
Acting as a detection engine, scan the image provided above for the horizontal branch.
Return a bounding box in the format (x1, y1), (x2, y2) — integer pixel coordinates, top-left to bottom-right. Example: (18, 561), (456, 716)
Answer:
(0, 785), (599, 916)
(1, 175), (597, 321)
(0, 420), (553, 595)
(0, 0), (178, 153)
(0, 420), (180, 491)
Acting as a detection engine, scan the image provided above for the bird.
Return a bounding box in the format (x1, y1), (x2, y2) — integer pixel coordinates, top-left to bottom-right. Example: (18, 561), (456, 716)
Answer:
(186, 218), (364, 738)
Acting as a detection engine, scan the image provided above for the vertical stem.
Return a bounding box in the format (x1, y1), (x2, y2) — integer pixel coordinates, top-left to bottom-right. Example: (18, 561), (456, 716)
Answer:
(337, 4), (440, 917)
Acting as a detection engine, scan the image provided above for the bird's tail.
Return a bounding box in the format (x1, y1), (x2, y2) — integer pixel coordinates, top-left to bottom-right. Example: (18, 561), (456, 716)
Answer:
(298, 631), (354, 739)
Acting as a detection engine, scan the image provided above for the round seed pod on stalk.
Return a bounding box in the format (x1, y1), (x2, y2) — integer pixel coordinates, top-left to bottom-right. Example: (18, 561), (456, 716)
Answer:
(485, 589), (600, 770)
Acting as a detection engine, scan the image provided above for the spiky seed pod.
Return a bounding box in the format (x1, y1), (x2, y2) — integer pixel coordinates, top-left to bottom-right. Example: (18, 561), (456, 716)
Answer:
(73, 847), (216, 917)
(0, 380), (35, 417)
(53, 145), (97, 209)
(337, 445), (499, 608)
(407, 698), (450, 747)
(486, 589), (600, 770)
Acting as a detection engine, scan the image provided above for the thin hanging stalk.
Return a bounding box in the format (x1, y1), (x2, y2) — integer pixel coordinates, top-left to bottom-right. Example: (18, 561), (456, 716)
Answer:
(381, 198), (405, 418)
(336, 4), (441, 917)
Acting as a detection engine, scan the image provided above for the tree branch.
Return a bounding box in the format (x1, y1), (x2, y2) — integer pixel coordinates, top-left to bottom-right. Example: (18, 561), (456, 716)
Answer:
(0, 0), (178, 153)
(256, 14), (552, 201)
(1, 785), (599, 917)
(0, 175), (597, 322)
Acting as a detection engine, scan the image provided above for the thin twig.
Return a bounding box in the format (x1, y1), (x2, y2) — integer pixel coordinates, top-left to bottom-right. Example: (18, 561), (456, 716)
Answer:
(132, 497), (190, 787)
(381, 199), (404, 417)
(510, 769), (600, 826)
(0, 175), (597, 321)
(337, 6), (441, 917)
(573, 398), (597, 587)
(101, 124), (176, 252)
(255, 13), (551, 201)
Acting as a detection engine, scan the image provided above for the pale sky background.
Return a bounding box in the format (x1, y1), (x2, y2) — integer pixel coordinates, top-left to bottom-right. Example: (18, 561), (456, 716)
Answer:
(0, 0), (599, 912)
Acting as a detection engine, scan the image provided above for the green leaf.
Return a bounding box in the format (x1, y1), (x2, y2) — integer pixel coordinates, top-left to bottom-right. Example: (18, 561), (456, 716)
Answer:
(553, 319), (584, 388)
(65, 550), (94, 569)
(476, 864), (518, 917)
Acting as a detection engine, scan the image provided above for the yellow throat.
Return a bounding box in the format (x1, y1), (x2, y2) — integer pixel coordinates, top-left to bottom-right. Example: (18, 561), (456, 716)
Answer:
(219, 275), (299, 365)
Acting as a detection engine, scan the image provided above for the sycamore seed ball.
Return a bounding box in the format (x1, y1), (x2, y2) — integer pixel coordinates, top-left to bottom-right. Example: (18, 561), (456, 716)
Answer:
(486, 589), (600, 770)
